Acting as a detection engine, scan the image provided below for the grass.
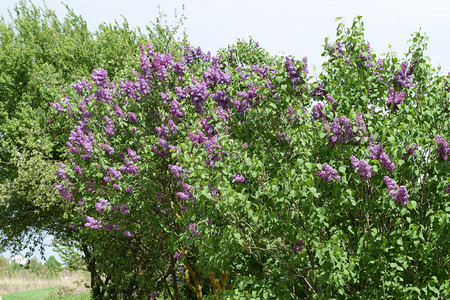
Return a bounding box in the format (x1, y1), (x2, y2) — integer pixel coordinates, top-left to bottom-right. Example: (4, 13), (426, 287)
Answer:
(1, 287), (57, 299)
(0, 270), (89, 297)
(0, 288), (91, 300)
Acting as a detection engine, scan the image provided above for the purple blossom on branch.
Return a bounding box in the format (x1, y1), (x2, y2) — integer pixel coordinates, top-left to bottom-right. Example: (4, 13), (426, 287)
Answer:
(84, 216), (101, 229)
(317, 163), (341, 183)
(435, 135), (449, 161)
(232, 173), (247, 183)
(350, 156), (374, 181)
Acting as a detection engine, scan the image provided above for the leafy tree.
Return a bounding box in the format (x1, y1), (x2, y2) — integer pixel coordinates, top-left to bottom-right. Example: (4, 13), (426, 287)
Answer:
(45, 255), (63, 273)
(0, 0), (187, 297)
(52, 15), (449, 299)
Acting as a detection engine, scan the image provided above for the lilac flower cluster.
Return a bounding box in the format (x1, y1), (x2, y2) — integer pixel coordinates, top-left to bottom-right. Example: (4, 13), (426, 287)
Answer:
(403, 143), (418, 159)
(71, 78), (91, 95)
(435, 135), (449, 161)
(312, 103), (325, 121)
(326, 41), (343, 58)
(91, 68), (109, 88)
(317, 163), (341, 183)
(189, 81), (210, 113)
(100, 143), (114, 156)
(95, 198), (110, 212)
(84, 216), (101, 229)
(57, 162), (68, 180)
(118, 158), (138, 176)
(395, 62), (413, 88)
(176, 183), (195, 203)
(368, 142), (395, 173)
(169, 164), (183, 179)
(184, 45), (211, 64)
(311, 83), (326, 99)
(232, 173), (247, 183)
(359, 43), (374, 68)
(285, 56), (308, 86)
(211, 90), (230, 109)
(386, 89), (406, 111)
(323, 113), (367, 146)
(67, 123), (94, 160)
(188, 223), (201, 237)
(350, 156), (374, 181)
(55, 183), (73, 202)
(373, 59), (384, 80)
(203, 59), (231, 87)
(294, 240), (304, 252)
(384, 176), (409, 206)
(233, 84), (259, 115)
(103, 116), (114, 137)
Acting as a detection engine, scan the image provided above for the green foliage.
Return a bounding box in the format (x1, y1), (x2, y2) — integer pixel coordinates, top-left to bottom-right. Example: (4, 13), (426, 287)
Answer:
(54, 15), (448, 299)
(2, 287), (57, 300)
(44, 256), (62, 274)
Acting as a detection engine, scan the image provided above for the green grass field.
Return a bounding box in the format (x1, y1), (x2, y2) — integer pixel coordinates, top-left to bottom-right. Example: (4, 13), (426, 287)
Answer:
(1, 288), (90, 300)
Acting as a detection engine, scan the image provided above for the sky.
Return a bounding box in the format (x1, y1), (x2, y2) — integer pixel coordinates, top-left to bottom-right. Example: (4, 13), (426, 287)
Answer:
(1, 0), (449, 260)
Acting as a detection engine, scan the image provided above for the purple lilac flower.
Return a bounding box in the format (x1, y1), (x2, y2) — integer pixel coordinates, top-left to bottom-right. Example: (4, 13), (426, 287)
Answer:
(350, 156), (374, 181)
(174, 251), (183, 260)
(312, 102), (325, 121)
(294, 240), (304, 252)
(91, 68), (109, 88)
(126, 148), (140, 162)
(124, 230), (134, 237)
(379, 153), (396, 173)
(108, 167), (122, 180)
(152, 52), (173, 80)
(168, 164), (183, 178)
(104, 224), (112, 230)
(285, 56), (306, 86)
(435, 135), (449, 161)
(394, 186), (409, 206)
(68, 225), (77, 230)
(113, 183), (120, 190)
(189, 81), (210, 113)
(211, 90), (230, 109)
(57, 166), (67, 180)
(317, 163), (341, 183)
(103, 176), (110, 183)
(327, 118), (344, 146)
(384, 176), (399, 197)
(168, 120), (178, 134)
(176, 192), (189, 202)
(203, 61), (231, 87)
(84, 216), (101, 229)
(232, 174), (247, 183)
(188, 223), (200, 237)
(395, 62), (413, 88)
(74, 165), (83, 175)
(403, 143), (418, 159)
(170, 99), (184, 119)
(71, 78), (91, 95)
(113, 224), (120, 230)
(103, 116), (114, 137)
(55, 183), (73, 202)
(125, 187), (132, 193)
(445, 184), (450, 194)
(387, 89), (406, 110)
(149, 292), (159, 299)
(120, 204), (130, 214)
(128, 112), (137, 123)
(119, 158), (139, 176)
(100, 143), (114, 156)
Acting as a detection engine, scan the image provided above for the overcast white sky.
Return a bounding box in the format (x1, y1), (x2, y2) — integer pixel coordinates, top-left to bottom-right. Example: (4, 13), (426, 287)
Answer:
(1, 0), (449, 260)
(2, 0), (450, 73)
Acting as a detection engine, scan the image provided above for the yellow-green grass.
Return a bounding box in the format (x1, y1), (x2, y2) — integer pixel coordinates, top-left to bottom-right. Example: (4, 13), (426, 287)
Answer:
(0, 270), (89, 295)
